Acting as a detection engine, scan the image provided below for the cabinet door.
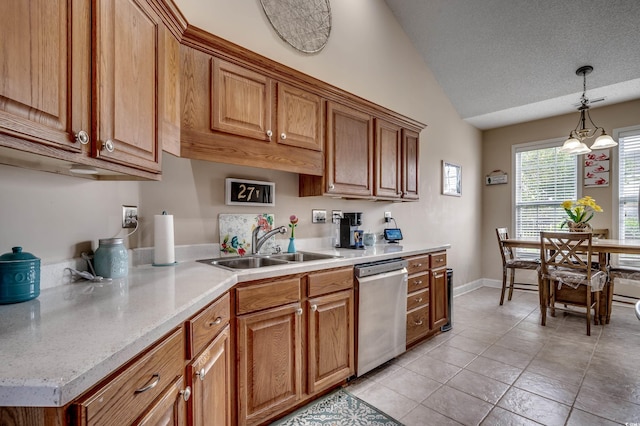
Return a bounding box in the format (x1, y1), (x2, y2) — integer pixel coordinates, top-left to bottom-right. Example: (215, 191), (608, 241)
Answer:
(277, 83), (322, 151)
(188, 326), (231, 426)
(374, 119), (402, 199)
(134, 376), (188, 426)
(212, 59), (273, 142)
(237, 303), (302, 426)
(93, 0), (161, 172)
(402, 129), (420, 200)
(325, 101), (373, 197)
(307, 290), (355, 394)
(431, 268), (448, 329)
(0, 0), (89, 152)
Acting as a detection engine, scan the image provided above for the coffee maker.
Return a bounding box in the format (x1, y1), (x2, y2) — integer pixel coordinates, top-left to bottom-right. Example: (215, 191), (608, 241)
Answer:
(339, 212), (364, 248)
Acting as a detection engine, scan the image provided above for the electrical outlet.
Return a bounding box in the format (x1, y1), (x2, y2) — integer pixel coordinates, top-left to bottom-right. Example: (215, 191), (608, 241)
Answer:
(122, 205), (138, 228)
(384, 211), (392, 222)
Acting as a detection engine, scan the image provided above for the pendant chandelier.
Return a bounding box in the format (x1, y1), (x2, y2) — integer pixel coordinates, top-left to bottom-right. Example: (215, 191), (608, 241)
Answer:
(559, 65), (617, 155)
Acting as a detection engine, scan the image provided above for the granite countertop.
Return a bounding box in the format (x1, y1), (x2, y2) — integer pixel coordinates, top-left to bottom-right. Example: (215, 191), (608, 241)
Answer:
(0, 243), (449, 407)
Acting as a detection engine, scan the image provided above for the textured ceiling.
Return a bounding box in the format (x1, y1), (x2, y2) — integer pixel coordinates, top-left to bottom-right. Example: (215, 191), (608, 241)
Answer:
(384, 0), (640, 130)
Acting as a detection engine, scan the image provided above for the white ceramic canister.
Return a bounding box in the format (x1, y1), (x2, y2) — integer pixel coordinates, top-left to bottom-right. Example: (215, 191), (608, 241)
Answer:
(94, 238), (128, 279)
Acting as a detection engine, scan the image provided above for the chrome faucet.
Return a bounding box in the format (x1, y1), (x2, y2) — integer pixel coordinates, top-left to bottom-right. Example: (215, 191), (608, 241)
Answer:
(251, 225), (287, 254)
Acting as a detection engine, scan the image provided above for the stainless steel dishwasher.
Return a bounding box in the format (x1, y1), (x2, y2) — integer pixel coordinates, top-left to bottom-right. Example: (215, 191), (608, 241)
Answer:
(355, 258), (408, 376)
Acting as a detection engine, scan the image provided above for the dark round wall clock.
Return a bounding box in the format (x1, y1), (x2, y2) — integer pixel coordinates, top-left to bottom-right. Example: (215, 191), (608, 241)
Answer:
(259, 0), (332, 53)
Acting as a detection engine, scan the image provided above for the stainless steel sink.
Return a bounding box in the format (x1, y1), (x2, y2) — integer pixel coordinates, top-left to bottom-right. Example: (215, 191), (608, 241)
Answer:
(264, 252), (342, 262)
(197, 251), (342, 270)
(199, 256), (290, 270)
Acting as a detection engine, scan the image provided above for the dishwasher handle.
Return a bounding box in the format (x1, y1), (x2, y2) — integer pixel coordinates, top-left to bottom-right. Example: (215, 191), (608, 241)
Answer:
(356, 267), (408, 284)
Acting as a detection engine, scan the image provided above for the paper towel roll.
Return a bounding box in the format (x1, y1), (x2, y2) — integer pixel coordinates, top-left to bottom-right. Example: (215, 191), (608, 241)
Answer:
(154, 213), (175, 265)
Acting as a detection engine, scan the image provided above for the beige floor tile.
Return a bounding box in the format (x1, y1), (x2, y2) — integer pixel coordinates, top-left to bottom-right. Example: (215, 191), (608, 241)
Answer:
(513, 370), (580, 405)
(422, 384), (494, 426)
(401, 404), (464, 426)
(426, 344), (478, 368)
(481, 344), (534, 369)
(480, 406), (543, 426)
(447, 369), (510, 404)
(493, 333), (545, 354)
(355, 384), (419, 421)
(565, 408), (624, 426)
(377, 367), (442, 403)
(458, 327), (503, 344)
(574, 385), (640, 424)
(581, 368), (640, 405)
(443, 334), (493, 355)
(525, 357), (587, 387)
(404, 355), (462, 384)
(465, 355), (524, 385)
(497, 387), (571, 426)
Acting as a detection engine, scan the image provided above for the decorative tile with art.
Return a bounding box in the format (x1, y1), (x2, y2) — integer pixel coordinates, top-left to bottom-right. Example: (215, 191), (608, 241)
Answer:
(218, 213), (277, 256)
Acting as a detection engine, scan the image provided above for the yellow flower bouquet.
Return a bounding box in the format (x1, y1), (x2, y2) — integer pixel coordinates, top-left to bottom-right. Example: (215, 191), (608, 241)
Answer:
(561, 196), (603, 230)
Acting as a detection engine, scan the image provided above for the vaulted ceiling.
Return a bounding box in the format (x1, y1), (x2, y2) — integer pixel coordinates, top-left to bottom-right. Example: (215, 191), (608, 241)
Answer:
(384, 0), (640, 130)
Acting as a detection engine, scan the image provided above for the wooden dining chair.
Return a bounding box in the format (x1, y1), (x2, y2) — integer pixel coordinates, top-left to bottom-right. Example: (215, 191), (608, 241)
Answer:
(539, 231), (607, 335)
(591, 228), (609, 239)
(495, 228), (540, 305)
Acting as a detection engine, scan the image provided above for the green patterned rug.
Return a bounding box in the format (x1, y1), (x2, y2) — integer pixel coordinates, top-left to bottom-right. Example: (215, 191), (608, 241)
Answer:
(271, 389), (404, 425)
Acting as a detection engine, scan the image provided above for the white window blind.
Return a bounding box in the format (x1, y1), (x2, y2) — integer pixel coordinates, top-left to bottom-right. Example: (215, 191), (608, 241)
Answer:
(514, 143), (578, 241)
(617, 129), (640, 266)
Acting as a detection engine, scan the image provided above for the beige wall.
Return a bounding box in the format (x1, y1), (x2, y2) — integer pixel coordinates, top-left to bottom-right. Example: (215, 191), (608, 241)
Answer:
(481, 99), (640, 281)
(0, 0), (483, 287)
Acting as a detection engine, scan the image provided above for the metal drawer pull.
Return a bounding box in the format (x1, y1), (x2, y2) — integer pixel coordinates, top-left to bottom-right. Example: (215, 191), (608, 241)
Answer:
(180, 386), (191, 401)
(413, 280), (422, 285)
(196, 368), (206, 381)
(266, 130), (273, 139)
(414, 319), (423, 326)
(311, 304), (317, 312)
(434, 273), (444, 279)
(415, 297), (423, 303)
(102, 139), (115, 152)
(413, 263), (422, 267)
(135, 373), (160, 393)
(281, 133), (287, 140)
(208, 317), (222, 327)
(75, 130), (89, 145)
(296, 308), (303, 315)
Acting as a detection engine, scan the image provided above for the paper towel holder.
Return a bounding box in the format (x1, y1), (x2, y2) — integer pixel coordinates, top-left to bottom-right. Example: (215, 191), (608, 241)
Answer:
(153, 211), (177, 267)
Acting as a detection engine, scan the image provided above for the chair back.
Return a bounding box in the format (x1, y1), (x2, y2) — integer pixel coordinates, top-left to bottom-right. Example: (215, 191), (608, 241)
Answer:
(591, 228), (609, 239)
(540, 231), (594, 280)
(496, 227), (514, 264)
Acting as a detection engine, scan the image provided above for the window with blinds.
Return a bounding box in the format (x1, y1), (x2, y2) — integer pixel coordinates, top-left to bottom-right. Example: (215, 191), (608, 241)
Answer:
(514, 142), (578, 245)
(617, 128), (640, 266)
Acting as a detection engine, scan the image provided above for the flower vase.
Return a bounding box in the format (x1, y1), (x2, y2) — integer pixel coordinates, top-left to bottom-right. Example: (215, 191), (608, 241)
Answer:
(287, 237), (296, 253)
(568, 222), (592, 233)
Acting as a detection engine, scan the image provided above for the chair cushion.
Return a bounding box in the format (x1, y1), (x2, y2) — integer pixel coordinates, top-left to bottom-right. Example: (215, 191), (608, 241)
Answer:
(609, 266), (640, 281)
(505, 258), (540, 269)
(544, 267), (606, 292)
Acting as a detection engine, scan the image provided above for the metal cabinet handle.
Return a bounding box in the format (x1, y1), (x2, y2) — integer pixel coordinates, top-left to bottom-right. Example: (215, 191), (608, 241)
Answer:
(296, 308), (303, 315)
(195, 368), (206, 381)
(180, 386), (191, 401)
(413, 280), (422, 285)
(414, 319), (423, 326)
(135, 373), (160, 393)
(102, 139), (115, 153)
(266, 130), (273, 139)
(280, 133), (287, 140)
(75, 130), (89, 145)
(328, 184), (335, 190)
(311, 304), (317, 312)
(415, 297), (423, 303)
(433, 272), (444, 279)
(208, 317), (222, 327)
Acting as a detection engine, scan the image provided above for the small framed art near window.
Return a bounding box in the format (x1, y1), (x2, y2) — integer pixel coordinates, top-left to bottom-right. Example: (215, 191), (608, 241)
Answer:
(442, 161), (462, 197)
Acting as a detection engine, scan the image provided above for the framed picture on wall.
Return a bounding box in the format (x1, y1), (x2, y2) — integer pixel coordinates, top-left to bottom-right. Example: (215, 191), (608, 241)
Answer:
(442, 161), (462, 197)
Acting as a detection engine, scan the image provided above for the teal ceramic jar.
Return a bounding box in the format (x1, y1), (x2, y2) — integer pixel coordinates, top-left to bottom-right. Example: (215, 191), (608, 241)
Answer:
(94, 238), (129, 279)
(0, 247), (40, 304)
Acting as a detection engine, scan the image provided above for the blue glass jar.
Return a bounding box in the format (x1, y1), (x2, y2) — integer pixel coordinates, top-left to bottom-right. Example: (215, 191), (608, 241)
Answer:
(94, 238), (128, 279)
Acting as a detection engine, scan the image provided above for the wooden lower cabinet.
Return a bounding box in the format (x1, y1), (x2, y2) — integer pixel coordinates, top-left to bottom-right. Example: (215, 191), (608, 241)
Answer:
(134, 376), (188, 426)
(405, 252), (448, 347)
(235, 268), (354, 425)
(188, 325), (231, 426)
(237, 303), (303, 426)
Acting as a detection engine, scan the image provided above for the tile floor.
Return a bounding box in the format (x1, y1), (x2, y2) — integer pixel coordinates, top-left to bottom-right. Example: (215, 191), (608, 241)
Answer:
(346, 287), (640, 425)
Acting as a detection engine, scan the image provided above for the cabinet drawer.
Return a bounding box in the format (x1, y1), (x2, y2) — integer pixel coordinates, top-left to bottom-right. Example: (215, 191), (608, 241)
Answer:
(406, 306), (430, 344)
(406, 255), (429, 274)
(407, 272), (429, 292)
(407, 288), (429, 311)
(75, 327), (185, 426)
(430, 252), (447, 269)
(236, 277), (301, 315)
(307, 267), (353, 298)
(187, 292), (230, 358)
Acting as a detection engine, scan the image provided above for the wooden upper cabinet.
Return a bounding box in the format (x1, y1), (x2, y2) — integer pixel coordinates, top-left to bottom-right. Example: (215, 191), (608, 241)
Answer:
(212, 58), (273, 142)
(93, 0), (161, 173)
(374, 119), (402, 199)
(277, 83), (323, 151)
(325, 101), (373, 197)
(402, 129), (420, 200)
(0, 0), (89, 152)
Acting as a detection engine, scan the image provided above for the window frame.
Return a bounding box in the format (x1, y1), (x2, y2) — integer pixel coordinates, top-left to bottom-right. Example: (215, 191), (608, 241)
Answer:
(511, 137), (580, 253)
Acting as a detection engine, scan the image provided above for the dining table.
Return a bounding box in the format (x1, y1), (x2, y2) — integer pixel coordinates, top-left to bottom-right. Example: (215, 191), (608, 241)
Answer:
(502, 237), (640, 325)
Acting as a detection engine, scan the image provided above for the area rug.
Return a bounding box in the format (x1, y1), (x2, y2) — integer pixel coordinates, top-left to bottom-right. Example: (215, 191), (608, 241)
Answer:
(270, 388), (403, 426)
